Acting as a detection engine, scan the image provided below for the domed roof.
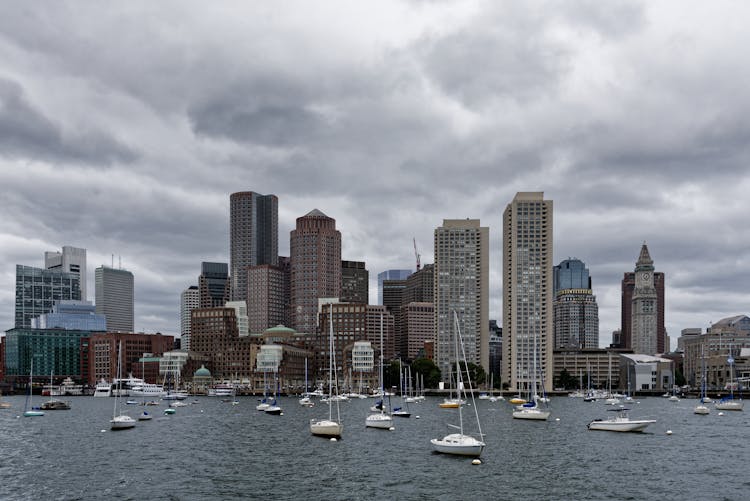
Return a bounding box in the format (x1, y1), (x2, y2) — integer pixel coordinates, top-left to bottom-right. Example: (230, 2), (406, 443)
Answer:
(263, 324), (296, 335)
(194, 364), (211, 378)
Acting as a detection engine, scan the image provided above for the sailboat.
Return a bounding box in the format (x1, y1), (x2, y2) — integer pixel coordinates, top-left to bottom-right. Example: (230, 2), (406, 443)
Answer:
(439, 366), (465, 408)
(110, 341), (136, 430)
(310, 303), (343, 438)
(694, 344), (710, 415)
(392, 361), (411, 418)
(431, 312), (485, 457)
(23, 357), (44, 417)
(256, 369), (270, 411)
(512, 332), (550, 421)
(715, 347), (743, 411)
(265, 375), (283, 415)
(366, 314), (394, 429)
(604, 352), (620, 406)
(40, 370), (71, 410)
(299, 358), (315, 407)
(668, 363), (680, 402)
(138, 358), (153, 420)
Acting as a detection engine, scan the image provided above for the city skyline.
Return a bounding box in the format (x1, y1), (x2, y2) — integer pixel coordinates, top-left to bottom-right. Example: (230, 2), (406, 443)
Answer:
(2, 2), (750, 345)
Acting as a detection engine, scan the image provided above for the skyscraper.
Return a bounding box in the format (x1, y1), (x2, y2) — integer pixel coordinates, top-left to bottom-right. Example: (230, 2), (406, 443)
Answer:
(620, 244), (666, 353)
(290, 209), (341, 334)
(503, 192), (553, 393)
(377, 269), (412, 304)
(630, 243), (659, 355)
(247, 259), (290, 333)
(199, 262), (230, 308)
(15, 265), (82, 328)
(44, 246), (87, 301)
(341, 260), (369, 304)
(434, 219), (489, 377)
(95, 266), (134, 332)
(230, 191), (279, 303)
(553, 259), (599, 349)
(180, 285), (199, 350)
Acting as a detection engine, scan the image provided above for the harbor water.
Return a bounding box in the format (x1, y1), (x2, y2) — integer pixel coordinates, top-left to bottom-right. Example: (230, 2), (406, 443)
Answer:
(1, 395), (748, 500)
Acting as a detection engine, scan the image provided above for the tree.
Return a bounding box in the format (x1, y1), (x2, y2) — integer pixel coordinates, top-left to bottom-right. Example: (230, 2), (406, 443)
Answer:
(411, 358), (441, 389)
(460, 362), (486, 387)
(555, 368), (577, 390)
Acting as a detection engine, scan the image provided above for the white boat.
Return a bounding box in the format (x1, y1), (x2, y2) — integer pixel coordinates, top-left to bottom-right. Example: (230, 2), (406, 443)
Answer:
(431, 312), (485, 457)
(110, 342), (135, 430)
(366, 315), (394, 430)
(265, 377), (283, 415)
(310, 304), (343, 438)
(715, 350), (743, 411)
(23, 357), (44, 417)
(138, 410), (153, 421)
(208, 384), (235, 397)
(513, 334), (550, 421)
(129, 382), (166, 398)
(93, 379), (112, 397)
(257, 370), (270, 411)
(587, 407), (655, 432)
(299, 359), (315, 407)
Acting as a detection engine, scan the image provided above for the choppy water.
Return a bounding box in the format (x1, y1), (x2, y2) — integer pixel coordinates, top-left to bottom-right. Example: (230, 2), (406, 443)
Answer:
(1, 394), (748, 500)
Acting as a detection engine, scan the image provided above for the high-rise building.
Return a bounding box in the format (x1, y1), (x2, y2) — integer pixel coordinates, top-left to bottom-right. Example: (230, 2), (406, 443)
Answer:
(630, 243), (659, 355)
(180, 285), (199, 350)
(503, 192), (554, 393)
(382, 279), (406, 315)
(230, 191), (278, 303)
(488, 320), (502, 387)
(247, 259), (291, 333)
(199, 262), (230, 308)
(553, 259), (599, 349)
(377, 269), (412, 304)
(399, 264), (435, 361)
(44, 246), (87, 301)
(31, 300), (106, 331)
(341, 260), (369, 304)
(190, 307), (258, 380)
(290, 209), (341, 334)
(434, 219), (489, 378)
(95, 266), (134, 332)
(226, 301), (249, 337)
(620, 244), (666, 353)
(15, 265), (82, 328)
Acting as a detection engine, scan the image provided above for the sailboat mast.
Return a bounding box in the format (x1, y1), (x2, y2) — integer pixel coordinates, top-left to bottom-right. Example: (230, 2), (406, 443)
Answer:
(328, 304), (334, 421)
(379, 313), (385, 414)
(453, 312), (464, 434)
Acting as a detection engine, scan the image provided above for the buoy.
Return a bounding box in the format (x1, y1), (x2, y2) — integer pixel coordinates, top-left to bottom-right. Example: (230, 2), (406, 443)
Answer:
(280, 413), (284, 416)
(389, 427), (395, 431)
(100, 429), (106, 433)
(472, 459), (482, 465)
(555, 418), (560, 421)
(666, 430), (673, 435)
(416, 416), (420, 419)
(718, 412), (724, 416)
(330, 438), (337, 442)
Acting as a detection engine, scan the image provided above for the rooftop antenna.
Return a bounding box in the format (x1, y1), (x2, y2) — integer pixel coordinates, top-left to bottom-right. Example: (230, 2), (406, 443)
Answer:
(111, 254), (114, 268)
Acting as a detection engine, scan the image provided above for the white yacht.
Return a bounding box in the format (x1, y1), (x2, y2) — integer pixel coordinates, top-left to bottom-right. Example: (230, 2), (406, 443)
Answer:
(588, 407), (656, 432)
(93, 379), (112, 397)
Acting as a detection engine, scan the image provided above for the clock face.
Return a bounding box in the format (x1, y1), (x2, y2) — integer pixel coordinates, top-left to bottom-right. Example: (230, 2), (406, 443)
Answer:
(642, 272), (650, 281)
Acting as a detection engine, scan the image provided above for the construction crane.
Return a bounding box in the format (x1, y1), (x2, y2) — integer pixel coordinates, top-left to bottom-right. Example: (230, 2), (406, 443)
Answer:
(413, 237), (421, 271)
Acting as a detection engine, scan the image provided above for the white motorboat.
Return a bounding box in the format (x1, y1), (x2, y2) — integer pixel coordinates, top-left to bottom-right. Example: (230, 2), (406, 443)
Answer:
(93, 379), (112, 397)
(587, 408), (655, 432)
(299, 395), (315, 407)
(715, 398), (743, 411)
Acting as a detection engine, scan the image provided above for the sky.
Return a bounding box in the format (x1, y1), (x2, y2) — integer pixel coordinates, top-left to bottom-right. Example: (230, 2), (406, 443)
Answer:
(1, 1), (749, 348)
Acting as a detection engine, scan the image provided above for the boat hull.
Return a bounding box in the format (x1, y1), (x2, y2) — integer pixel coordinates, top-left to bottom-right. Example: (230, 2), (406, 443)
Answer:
(694, 405), (710, 415)
(265, 406), (283, 415)
(587, 419), (655, 432)
(110, 416), (136, 429)
(715, 401), (743, 411)
(512, 409), (550, 420)
(431, 434), (485, 457)
(310, 419), (342, 438)
(366, 413), (393, 429)
(23, 410), (45, 417)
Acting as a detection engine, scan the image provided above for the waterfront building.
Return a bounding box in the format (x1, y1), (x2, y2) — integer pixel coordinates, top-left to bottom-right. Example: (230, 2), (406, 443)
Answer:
(199, 262), (230, 308)
(180, 285), (199, 351)
(31, 300), (106, 331)
(226, 301), (249, 337)
(247, 259), (290, 334)
(45, 246), (87, 301)
(434, 219), (489, 377)
(618, 353), (673, 392)
(630, 244), (659, 355)
(553, 259), (599, 349)
(619, 244), (666, 353)
(290, 209), (341, 334)
(189, 307), (259, 381)
(230, 191), (279, 303)
(341, 260), (368, 304)
(377, 269), (411, 305)
(253, 327), (314, 393)
(86, 332), (175, 385)
(160, 350), (189, 386)
(3, 327), (91, 381)
(680, 316), (750, 390)
(15, 265), (82, 328)
(553, 348), (627, 391)
(503, 192), (554, 393)
(94, 266), (134, 333)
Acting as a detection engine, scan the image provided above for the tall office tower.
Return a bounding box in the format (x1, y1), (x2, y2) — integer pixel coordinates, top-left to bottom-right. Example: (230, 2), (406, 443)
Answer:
(247, 260), (290, 333)
(199, 262), (230, 308)
(377, 269), (411, 304)
(399, 264), (435, 360)
(403, 264), (434, 305)
(382, 279), (406, 314)
(290, 209), (341, 334)
(553, 259), (599, 349)
(95, 266), (134, 332)
(434, 219), (489, 378)
(44, 246), (87, 301)
(341, 261), (369, 304)
(180, 285), (199, 350)
(230, 191), (278, 303)
(226, 301), (249, 337)
(620, 244), (666, 353)
(629, 243), (659, 355)
(503, 192), (554, 393)
(15, 265), (82, 328)
(488, 320), (503, 386)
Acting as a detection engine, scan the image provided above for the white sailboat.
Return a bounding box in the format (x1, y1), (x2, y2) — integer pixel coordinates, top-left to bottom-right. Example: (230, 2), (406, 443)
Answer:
(23, 357), (44, 417)
(392, 360), (411, 418)
(694, 344), (710, 415)
(256, 369), (270, 411)
(604, 352), (621, 406)
(513, 332), (550, 421)
(299, 358), (315, 407)
(366, 314), (394, 429)
(310, 303), (343, 438)
(111, 341), (136, 430)
(265, 375), (283, 415)
(431, 312), (485, 457)
(715, 348), (743, 411)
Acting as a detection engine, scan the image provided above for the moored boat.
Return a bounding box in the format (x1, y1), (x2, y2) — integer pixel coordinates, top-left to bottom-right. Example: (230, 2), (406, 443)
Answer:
(587, 407), (655, 432)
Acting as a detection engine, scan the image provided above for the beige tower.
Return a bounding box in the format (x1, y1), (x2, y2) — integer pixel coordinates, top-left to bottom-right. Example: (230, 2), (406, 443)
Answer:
(434, 219), (489, 378)
(503, 192), (553, 393)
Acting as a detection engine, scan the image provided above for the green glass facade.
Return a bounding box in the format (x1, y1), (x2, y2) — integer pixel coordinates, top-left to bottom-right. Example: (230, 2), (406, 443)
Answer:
(4, 328), (89, 378)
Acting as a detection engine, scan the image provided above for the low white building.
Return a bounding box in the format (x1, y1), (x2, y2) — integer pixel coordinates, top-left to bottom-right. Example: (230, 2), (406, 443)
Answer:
(619, 353), (673, 392)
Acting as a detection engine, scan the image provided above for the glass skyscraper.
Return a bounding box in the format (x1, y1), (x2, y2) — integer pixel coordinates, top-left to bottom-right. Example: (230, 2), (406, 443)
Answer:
(15, 265), (82, 328)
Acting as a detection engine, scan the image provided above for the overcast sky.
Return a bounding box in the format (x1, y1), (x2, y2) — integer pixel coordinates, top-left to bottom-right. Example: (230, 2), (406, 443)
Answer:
(1, 1), (749, 348)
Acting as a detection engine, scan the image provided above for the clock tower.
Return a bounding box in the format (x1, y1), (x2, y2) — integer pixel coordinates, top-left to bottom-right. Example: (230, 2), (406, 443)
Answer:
(631, 243), (658, 354)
